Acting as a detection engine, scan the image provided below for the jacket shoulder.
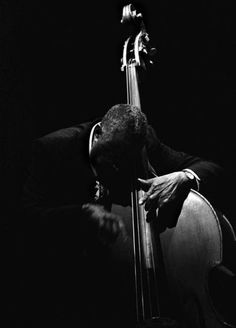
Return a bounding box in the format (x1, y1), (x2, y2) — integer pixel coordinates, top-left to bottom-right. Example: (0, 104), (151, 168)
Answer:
(32, 121), (97, 159)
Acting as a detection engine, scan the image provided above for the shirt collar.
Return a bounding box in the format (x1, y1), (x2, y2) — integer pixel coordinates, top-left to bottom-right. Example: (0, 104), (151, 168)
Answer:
(89, 121), (101, 177)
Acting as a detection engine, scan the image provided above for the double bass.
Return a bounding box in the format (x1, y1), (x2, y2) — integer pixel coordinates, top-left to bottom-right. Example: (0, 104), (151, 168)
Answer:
(110, 4), (236, 328)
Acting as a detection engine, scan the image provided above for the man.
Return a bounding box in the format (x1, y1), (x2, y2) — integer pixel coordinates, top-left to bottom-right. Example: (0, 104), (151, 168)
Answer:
(21, 103), (224, 327)
(22, 103), (223, 248)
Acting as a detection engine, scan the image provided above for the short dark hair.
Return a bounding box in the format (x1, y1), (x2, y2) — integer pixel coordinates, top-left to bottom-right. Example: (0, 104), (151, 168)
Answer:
(101, 103), (147, 148)
(91, 104), (148, 171)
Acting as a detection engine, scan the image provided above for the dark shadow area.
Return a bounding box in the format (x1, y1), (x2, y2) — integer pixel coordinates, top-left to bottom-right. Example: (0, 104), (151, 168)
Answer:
(1, 1), (236, 326)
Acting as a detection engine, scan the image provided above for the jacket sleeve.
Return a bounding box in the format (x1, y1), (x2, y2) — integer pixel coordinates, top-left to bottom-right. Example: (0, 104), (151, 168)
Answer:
(21, 137), (92, 252)
(146, 125), (225, 208)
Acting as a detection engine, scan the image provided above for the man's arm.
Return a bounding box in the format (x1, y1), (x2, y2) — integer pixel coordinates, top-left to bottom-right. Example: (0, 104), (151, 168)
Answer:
(144, 125), (224, 210)
(147, 126), (223, 186)
(21, 136), (124, 249)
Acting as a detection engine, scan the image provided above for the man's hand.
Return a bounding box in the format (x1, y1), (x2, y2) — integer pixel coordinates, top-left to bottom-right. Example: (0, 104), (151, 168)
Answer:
(138, 171), (192, 212)
(82, 203), (126, 245)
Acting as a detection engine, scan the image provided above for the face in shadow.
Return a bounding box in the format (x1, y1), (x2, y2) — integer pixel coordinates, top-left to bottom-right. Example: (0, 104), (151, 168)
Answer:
(90, 138), (142, 205)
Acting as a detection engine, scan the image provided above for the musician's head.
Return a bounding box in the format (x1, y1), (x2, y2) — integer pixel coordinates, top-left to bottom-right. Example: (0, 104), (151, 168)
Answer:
(90, 103), (147, 188)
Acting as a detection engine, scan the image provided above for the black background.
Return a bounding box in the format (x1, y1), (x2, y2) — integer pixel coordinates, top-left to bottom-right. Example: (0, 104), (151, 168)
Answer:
(1, 0), (236, 215)
(0, 0), (235, 325)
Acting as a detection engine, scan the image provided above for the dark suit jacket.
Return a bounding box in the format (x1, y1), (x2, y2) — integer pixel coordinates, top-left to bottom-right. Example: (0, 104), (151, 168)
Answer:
(22, 119), (222, 224)
(21, 120), (223, 327)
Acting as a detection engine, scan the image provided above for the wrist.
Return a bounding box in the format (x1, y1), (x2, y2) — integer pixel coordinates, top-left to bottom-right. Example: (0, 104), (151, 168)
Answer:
(182, 169), (200, 191)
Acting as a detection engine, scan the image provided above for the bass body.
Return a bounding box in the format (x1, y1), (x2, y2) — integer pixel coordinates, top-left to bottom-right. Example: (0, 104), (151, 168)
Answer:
(110, 189), (236, 328)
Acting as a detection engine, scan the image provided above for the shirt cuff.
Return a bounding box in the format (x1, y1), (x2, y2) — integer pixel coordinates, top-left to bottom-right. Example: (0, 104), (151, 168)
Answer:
(182, 168), (200, 191)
